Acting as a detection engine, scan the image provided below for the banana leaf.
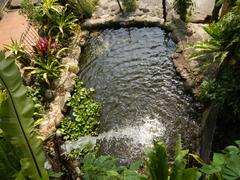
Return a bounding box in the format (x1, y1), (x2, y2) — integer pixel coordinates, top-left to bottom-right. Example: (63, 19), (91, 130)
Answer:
(0, 52), (49, 179)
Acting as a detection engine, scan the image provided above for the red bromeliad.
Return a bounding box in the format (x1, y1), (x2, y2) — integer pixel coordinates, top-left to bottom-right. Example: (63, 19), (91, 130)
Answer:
(34, 36), (60, 57)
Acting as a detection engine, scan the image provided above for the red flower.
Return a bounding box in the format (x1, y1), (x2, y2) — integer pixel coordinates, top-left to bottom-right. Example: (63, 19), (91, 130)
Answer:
(37, 38), (48, 56)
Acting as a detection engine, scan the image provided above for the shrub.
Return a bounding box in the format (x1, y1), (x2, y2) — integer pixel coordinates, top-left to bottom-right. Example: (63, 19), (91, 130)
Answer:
(122, 0), (137, 12)
(173, 0), (192, 21)
(67, 0), (97, 18)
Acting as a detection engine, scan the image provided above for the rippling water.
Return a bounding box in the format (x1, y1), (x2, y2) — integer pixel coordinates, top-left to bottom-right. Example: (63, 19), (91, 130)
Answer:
(76, 27), (199, 160)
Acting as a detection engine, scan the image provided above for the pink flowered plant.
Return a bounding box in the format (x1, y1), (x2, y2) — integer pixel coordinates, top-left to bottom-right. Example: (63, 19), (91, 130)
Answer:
(34, 36), (60, 57)
(37, 37), (48, 56)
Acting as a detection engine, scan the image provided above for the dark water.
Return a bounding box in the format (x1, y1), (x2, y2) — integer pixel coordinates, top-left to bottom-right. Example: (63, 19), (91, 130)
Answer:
(76, 27), (199, 160)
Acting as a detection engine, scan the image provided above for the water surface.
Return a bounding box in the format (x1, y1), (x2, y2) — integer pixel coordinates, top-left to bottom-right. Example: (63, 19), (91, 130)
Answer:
(78, 27), (199, 160)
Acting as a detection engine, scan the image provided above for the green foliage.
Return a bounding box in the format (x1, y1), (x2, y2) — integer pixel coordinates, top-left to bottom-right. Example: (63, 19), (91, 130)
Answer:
(20, 0), (62, 26)
(122, 0), (137, 12)
(67, 142), (98, 161)
(198, 80), (223, 103)
(24, 56), (61, 86)
(4, 39), (25, 57)
(145, 142), (169, 180)
(60, 79), (101, 141)
(0, 87), (7, 109)
(145, 139), (201, 180)
(190, 1), (240, 68)
(20, 0), (79, 44)
(81, 153), (143, 179)
(48, 8), (79, 41)
(201, 140), (240, 180)
(173, 0), (192, 21)
(198, 63), (240, 116)
(67, 0), (97, 18)
(0, 52), (49, 179)
(26, 86), (43, 119)
(4, 39), (31, 66)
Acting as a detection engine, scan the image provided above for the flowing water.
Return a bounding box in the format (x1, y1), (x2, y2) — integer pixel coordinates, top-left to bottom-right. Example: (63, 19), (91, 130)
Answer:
(66, 27), (199, 161)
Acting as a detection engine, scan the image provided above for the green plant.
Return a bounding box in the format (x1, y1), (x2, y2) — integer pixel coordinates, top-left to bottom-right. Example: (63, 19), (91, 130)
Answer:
(26, 86), (43, 119)
(20, 0), (79, 44)
(122, 0), (137, 12)
(0, 87), (7, 108)
(81, 153), (143, 179)
(0, 52), (49, 179)
(59, 79), (101, 141)
(144, 139), (201, 180)
(4, 39), (31, 66)
(4, 39), (25, 57)
(48, 8), (79, 42)
(24, 56), (61, 86)
(201, 140), (240, 180)
(67, 142), (97, 161)
(67, 0), (96, 18)
(20, 0), (62, 26)
(190, 1), (240, 68)
(173, 0), (192, 21)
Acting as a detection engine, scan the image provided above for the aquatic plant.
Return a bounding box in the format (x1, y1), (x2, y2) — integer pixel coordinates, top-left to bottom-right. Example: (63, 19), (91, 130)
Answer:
(59, 79), (101, 141)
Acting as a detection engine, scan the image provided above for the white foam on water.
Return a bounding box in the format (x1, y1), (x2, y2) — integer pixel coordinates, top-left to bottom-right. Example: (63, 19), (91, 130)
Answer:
(62, 115), (166, 154)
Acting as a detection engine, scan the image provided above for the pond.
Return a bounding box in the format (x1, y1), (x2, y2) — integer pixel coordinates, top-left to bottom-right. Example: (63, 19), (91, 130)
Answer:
(76, 27), (199, 161)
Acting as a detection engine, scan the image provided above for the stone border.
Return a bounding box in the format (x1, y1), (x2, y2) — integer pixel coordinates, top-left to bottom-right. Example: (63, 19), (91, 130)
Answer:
(39, 9), (210, 152)
(39, 32), (82, 139)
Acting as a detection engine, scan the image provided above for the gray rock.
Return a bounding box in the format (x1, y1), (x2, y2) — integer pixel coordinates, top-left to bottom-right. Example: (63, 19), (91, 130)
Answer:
(190, 0), (215, 23)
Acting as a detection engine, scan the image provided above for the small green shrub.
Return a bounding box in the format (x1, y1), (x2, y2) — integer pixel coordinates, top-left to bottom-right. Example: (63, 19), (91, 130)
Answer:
(67, 0), (97, 18)
(173, 0), (192, 21)
(24, 56), (61, 86)
(144, 139), (201, 180)
(122, 0), (137, 12)
(81, 153), (143, 179)
(26, 86), (43, 119)
(201, 140), (240, 179)
(60, 79), (101, 141)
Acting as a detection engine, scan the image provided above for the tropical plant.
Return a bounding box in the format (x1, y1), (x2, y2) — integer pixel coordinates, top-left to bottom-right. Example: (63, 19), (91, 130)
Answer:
(0, 87), (7, 108)
(33, 36), (67, 58)
(144, 139), (201, 180)
(20, 0), (79, 44)
(26, 86), (43, 120)
(59, 79), (101, 141)
(20, 0), (62, 26)
(81, 153), (143, 179)
(173, 0), (192, 21)
(190, 0), (240, 69)
(0, 52), (49, 179)
(4, 39), (31, 66)
(48, 8), (79, 42)
(201, 140), (240, 180)
(4, 39), (25, 57)
(122, 0), (137, 12)
(66, 0), (97, 18)
(24, 56), (61, 86)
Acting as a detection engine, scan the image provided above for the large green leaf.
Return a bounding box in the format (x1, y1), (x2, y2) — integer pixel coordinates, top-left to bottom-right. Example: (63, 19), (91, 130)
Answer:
(145, 141), (169, 180)
(0, 52), (49, 179)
